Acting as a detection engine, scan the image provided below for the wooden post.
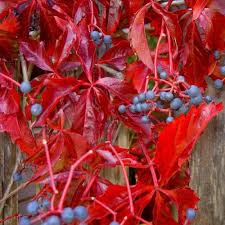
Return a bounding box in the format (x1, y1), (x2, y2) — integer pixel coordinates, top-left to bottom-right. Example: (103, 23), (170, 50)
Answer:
(190, 82), (225, 225)
(0, 133), (18, 225)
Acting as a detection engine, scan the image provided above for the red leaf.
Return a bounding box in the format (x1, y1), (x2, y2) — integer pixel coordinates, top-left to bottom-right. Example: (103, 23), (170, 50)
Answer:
(154, 103), (223, 186)
(192, 0), (209, 20)
(129, 3), (154, 71)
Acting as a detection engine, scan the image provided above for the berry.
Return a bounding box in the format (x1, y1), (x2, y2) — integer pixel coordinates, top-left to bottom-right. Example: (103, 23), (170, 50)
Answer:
(110, 222), (120, 225)
(19, 216), (30, 225)
(90, 31), (100, 40)
(157, 65), (163, 73)
(160, 92), (167, 101)
(135, 103), (142, 112)
(187, 85), (200, 97)
(170, 98), (182, 110)
(220, 66), (225, 75)
(138, 93), (146, 102)
(31, 103), (43, 116)
(41, 199), (50, 210)
(61, 207), (75, 224)
(13, 172), (22, 182)
(213, 50), (220, 60)
(74, 205), (88, 221)
(177, 75), (185, 82)
(214, 79), (223, 89)
(159, 71), (168, 79)
(141, 115), (149, 124)
(165, 92), (174, 101)
(166, 116), (174, 123)
(146, 90), (155, 100)
(156, 101), (164, 109)
(26, 200), (39, 215)
(190, 94), (202, 105)
(205, 95), (212, 104)
(20, 81), (32, 93)
(103, 35), (112, 44)
(129, 104), (136, 113)
(46, 216), (61, 225)
(141, 103), (150, 112)
(132, 96), (139, 104)
(118, 105), (126, 113)
(176, 105), (189, 116)
(186, 208), (196, 220)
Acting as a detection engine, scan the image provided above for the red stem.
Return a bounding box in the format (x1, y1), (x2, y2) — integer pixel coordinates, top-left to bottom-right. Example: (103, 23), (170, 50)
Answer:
(120, 216), (128, 225)
(82, 175), (98, 198)
(0, 213), (20, 223)
(0, 72), (21, 87)
(107, 142), (134, 215)
(58, 150), (94, 210)
(135, 215), (153, 225)
(183, 219), (189, 225)
(166, 27), (173, 74)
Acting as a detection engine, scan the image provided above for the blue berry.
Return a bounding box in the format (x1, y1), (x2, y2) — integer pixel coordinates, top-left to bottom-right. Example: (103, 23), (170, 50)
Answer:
(40, 222), (48, 225)
(118, 105), (126, 113)
(13, 172), (22, 182)
(129, 104), (136, 113)
(157, 65), (163, 73)
(170, 98), (182, 110)
(138, 93), (146, 102)
(61, 207), (75, 224)
(159, 71), (168, 79)
(41, 199), (50, 210)
(74, 205), (88, 221)
(165, 92), (174, 101)
(31, 103), (43, 116)
(46, 216), (61, 225)
(214, 79), (223, 89)
(190, 94), (202, 105)
(177, 105), (189, 115)
(132, 96), (139, 104)
(156, 101), (164, 109)
(166, 116), (174, 123)
(160, 92), (167, 101)
(135, 103), (142, 112)
(205, 95), (212, 104)
(141, 115), (149, 124)
(19, 216), (30, 225)
(103, 35), (112, 44)
(220, 66), (225, 75)
(110, 222), (120, 225)
(90, 31), (100, 40)
(20, 81), (32, 93)
(27, 200), (39, 215)
(213, 50), (220, 60)
(187, 85), (200, 97)
(177, 75), (185, 82)
(186, 208), (196, 220)
(141, 102), (150, 112)
(146, 90), (155, 100)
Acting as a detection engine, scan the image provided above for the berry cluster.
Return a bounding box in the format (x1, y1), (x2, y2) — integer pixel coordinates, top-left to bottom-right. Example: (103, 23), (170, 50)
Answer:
(90, 31), (112, 45)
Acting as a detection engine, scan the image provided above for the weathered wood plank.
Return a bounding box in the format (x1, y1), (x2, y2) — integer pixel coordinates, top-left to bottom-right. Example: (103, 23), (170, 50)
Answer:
(191, 82), (225, 225)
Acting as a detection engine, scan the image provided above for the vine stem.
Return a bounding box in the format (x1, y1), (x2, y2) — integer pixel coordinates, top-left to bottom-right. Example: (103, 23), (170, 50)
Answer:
(91, 197), (117, 221)
(58, 150), (94, 210)
(0, 213), (20, 223)
(120, 216), (128, 225)
(20, 53), (29, 81)
(42, 129), (58, 196)
(82, 175), (98, 198)
(139, 140), (159, 187)
(135, 215), (153, 225)
(107, 142), (134, 215)
(183, 219), (189, 225)
(0, 72), (21, 87)
(166, 27), (174, 74)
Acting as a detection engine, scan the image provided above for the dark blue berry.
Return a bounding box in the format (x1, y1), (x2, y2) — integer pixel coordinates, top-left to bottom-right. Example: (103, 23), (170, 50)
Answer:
(27, 200), (39, 215)
(138, 93), (146, 102)
(103, 35), (112, 44)
(170, 98), (182, 110)
(165, 92), (174, 101)
(156, 101), (164, 109)
(118, 105), (126, 113)
(146, 90), (155, 100)
(61, 207), (75, 224)
(19, 216), (30, 225)
(190, 94), (202, 105)
(166, 116), (174, 123)
(160, 92), (167, 101)
(177, 75), (185, 82)
(159, 71), (168, 79)
(220, 66), (225, 75)
(141, 115), (150, 124)
(46, 216), (61, 225)
(13, 172), (22, 182)
(41, 199), (50, 210)
(20, 81), (32, 93)
(186, 208), (196, 220)
(129, 104), (136, 113)
(187, 85), (200, 97)
(31, 103), (43, 116)
(157, 65), (163, 73)
(205, 95), (212, 104)
(213, 50), (220, 60)
(177, 105), (189, 114)
(132, 96), (139, 104)
(90, 31), (100, 41)
(214, 79), (223, 89)
(110, 221), (120, 225)
(141, 103), (150, 112)
(135, 103), (142, 112)
(74, 205), (88, 221)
